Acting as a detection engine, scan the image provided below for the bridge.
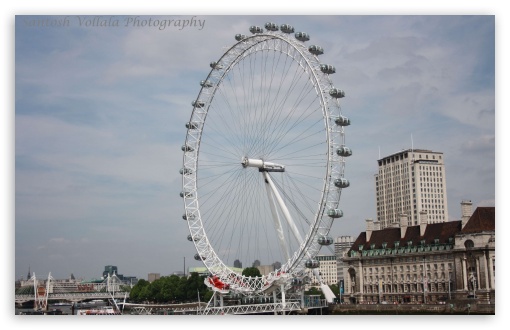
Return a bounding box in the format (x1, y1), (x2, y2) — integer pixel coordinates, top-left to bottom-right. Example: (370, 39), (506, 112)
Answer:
(120, 298), (327, 315)
(15, 272), (129, 310)
(16, 273), (329, 315)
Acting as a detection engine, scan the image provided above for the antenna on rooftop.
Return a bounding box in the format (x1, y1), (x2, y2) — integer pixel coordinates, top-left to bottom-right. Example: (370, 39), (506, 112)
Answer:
(411, 134), (415, 162)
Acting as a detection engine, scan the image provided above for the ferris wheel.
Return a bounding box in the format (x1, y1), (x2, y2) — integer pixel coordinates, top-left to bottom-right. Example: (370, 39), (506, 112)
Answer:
(181, 22), (351, 296)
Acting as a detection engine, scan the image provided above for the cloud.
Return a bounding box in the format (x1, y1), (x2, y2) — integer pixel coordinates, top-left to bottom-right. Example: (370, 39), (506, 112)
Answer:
(49, 237), (71, 244)
(15, 15), (495, 280)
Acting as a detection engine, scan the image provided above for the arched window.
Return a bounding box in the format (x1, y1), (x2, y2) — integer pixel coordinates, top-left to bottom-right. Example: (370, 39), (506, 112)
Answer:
(464, 239), (474, 249)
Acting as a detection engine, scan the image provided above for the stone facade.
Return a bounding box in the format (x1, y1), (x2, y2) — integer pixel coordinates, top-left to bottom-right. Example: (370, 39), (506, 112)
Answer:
(342, 205), (495, 304)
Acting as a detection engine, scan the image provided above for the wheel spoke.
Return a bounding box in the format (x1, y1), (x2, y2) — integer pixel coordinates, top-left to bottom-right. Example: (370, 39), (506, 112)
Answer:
(182, 24), (348, 295)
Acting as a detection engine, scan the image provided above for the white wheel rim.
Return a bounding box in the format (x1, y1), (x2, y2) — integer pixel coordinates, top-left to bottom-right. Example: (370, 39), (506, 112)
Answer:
(182, 26), (348, 294)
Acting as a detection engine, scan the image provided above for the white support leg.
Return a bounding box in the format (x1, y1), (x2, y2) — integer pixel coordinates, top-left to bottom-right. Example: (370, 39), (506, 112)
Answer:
(264, 174), (291, 262)
(281, 284), (286, 308)
(262, 171), (303, 243)
(313, 269), (336, 303)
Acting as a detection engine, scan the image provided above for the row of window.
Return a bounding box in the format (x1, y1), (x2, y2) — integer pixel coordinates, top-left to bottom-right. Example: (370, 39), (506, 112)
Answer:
(379, 158), (443, 176)
(363, 281), (449, 294)
(364, 272), (450, 284)
(382, 151), (442, 162)
(363, 263), (453, 275)
(363, 255), (452, 264)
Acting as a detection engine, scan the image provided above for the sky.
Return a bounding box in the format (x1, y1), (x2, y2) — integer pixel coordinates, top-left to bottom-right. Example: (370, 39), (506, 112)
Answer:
(7, 3), (500, 288)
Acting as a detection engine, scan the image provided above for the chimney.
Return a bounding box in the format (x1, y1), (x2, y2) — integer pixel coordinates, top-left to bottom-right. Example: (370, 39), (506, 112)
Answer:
(461, 200), (473, 229)
(419, 210), (428, 236)
(366, 218), (374, 242)
(373, 220), (381, 231)
(400, 213), (408, 239)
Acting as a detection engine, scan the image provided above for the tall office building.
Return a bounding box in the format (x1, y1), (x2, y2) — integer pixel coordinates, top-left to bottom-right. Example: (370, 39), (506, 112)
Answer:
(305, 255), (338, 288)
(375, 149), (448, 229)
(335, 236), (354, 285)
(102, 265), (118, 278)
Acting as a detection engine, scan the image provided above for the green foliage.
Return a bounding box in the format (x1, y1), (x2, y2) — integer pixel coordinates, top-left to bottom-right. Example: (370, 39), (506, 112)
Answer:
(329, 284), (339, 298)
(304, 286), (324, 298)
(242, 267), (261, 277)
(303, 285), (340, 299)
(128, 273), (209, 304)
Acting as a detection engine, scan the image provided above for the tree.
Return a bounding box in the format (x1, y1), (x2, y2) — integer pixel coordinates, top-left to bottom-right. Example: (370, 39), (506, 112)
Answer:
(242, 267), (261, 277)
(128, 273), (211, 304)
(304, 286), (324, 298)
(329, 284), (340, 299)
(129, 279), (150, 302)
(148, 278), (164, 302)
(186, 272), (208, 301)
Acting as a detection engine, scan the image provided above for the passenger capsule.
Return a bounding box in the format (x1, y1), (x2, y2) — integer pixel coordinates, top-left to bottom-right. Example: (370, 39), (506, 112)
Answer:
(308, 45), (324, 55)
(194, 253), (206, 261)
(337, 146), (352, 157)
(318, 236), (334, 246)
(329, 88), (345, 98)
(180, 191), (193, 198)
(249, 25), (264, 34)
(305, 259), (320, 269)
(334, 116), (351, 126)
(291, 278), (303, 286)
(235, 34), (247, 41)
(264, 22), (279, 31)
(328, 209), (343, 218)
(200, 80), (213, 88)
(334, 178), (350, 188)
(187, 234), (201, 242)
(210, 61), (222, 70)
(182, 144), (194, 152)
(295, 32), (310, 42)
(192, 100), (205, 108)
(182, 213), (196, 220)
(180, 167), (192, 175)
(186, 122), (199, 130)
(320, 64), (336, 74)
(280, 24), (294, 34)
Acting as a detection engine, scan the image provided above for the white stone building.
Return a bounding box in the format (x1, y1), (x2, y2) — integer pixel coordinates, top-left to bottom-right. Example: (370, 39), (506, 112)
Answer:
(375, 149), (448, 228)
(334, 236), (354, 287)
(305, 255), (338, 289)
(342, 203), (495, 304)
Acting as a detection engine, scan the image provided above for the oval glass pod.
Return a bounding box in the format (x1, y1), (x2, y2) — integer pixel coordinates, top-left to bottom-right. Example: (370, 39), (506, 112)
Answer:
(280, 24), (295, 33)
(305, 259), (320, 268)
(308, 45), (324, 55)
(295, 32), (310, 42)
(328, 209), (343, 218)
(334, 116), (351, 126)
(337, 146), (352, 157)
(320, 64), (336, 74)
(249, 25), (263, 34)
(334, 178), (350, 188)
(329, 88), (345, 98)
(264, 22), (278, 31)
(318, 236), (334, 245)
(235, 34), (247, 41)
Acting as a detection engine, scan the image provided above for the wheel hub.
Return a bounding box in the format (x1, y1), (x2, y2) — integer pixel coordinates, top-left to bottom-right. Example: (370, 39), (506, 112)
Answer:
(241, 157), (285, 172)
